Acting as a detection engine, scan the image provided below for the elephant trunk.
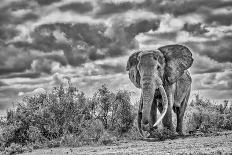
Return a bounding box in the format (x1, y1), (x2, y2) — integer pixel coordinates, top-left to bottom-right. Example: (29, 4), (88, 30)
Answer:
(153, 78), (168, 127)
(141, 82), (155, 127)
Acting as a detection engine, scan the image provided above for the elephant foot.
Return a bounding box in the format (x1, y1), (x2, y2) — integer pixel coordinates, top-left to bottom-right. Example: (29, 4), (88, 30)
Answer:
(142, 124), (150, 131)
(176, 129), (184, 136)
(165, 125), (175, 133)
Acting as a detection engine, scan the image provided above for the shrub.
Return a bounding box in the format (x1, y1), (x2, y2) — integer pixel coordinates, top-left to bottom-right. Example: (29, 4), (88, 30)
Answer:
(109, 90), (135, 135)
(0, 84), (136, 151)
(91, 85), (135, 135)
(3, 143), (24, 154)
(185, 95), (232, 134)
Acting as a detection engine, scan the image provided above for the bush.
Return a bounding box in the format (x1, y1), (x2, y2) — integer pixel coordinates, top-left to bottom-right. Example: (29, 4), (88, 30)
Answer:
(109, 90), (135, 135)
(91, 85), (135, 135)
(3, 143), (24, 154)
(185, 95), (232, 134)
(0, 84), (136, 152)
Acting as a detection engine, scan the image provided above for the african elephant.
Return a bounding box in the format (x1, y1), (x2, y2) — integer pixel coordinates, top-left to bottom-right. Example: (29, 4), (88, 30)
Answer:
(126, 44), (193, 136)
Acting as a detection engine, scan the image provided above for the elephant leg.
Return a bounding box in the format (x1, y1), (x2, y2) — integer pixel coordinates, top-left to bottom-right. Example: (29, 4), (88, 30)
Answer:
(162, 105), (174, 131)
(162, 86), (174, 132)
(137, 98), (143, 136)
(157, 100), (174, 131)
(176, 89), (190, 135)
(150, 98), (157, 129)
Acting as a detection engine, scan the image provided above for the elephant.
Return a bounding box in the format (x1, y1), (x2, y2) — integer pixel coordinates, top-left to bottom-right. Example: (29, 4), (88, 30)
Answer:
(126, 44), (193, 136)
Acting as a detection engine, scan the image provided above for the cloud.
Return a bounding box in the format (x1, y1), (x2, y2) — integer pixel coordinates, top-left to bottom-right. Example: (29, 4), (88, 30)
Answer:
(17, 13), (40, 24)
(0, 72), (41, 79)
(41, 53), (68, 66)
(10, 14), (160, 67)
(196, 70), (232, 91)
(0, 45), (34, 75)
(33, 11), (103, 26)
(139, 31), (177, 48)
(182, 23), (209, 35)
(34, 0), (62, 6)
(186, 36), (232, 63)
(0, 43), (66, 76)
(59, 2), (93, 14)
(0, 81), (8, 87)
(141, 0), (232, 17)
(0, 1), (39, 26)
(0, 27), (19, 41)
(205, 12), (232, 26)
(4, 0), (36, 10)
(0, 6), (13, 27)
(31, 58), (61, 74)
(96, 1), (134, 17)
(191, 53), (227, 74)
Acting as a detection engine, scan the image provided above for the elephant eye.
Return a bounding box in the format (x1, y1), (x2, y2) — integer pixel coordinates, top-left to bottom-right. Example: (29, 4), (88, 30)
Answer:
(157, 65), (160, 70)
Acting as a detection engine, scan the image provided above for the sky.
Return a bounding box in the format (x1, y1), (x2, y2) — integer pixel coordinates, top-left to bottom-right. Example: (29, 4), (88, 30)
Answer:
(0, 0), (232, 114)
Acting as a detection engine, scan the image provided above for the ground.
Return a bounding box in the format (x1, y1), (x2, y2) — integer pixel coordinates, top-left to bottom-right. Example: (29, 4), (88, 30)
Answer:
(21, 131), (232, 155)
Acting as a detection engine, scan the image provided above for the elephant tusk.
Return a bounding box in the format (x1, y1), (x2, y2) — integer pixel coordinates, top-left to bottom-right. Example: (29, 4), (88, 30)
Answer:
(153, 84), (168, 127)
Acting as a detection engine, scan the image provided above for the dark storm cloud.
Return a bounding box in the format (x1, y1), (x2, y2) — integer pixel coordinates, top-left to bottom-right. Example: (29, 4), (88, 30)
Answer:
(0, 81), (8, 87)
(13, 35), (70, 53)
(31, 58), (59, 74)
(205, 13), (232, 26)
(182, 23), (209, 35)
(63, 48), (89, 66)
(42, 54), (68, 66)
(0, 42), (67, 75)
(125, 19), (160, 38)
(186, 36), (232, 63)
(35, 23), (109, 48)
(107, 17), (160, 55)
(99, 63), (125, 74)
(0, 72), (41, 79)
(18, 13), (40, 23)
(33, 0), (61, 6)
(0, 45), (34, 75)
(10, 17), (160, 68)
(0, 27), (19, 41)
(0, 1), (38, 26)
(96, 1), (134, 17)
(59, 2), (93, 13)
(191, 54), (226, 74)
(5, 0), (34, 10)
(200, 71), (232, 91)
(140, 0), (232, 16)
(0, 7), (13, 26)
(142, 32), (177, 45)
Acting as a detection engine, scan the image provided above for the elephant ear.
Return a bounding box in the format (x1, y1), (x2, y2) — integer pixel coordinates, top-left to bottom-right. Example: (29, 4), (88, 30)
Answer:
(158, 44), (193, 85)
(126, 51), (141, 88)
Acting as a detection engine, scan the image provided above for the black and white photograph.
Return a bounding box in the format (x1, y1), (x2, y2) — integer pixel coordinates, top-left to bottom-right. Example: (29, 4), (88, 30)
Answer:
(0, 0), (232, 154)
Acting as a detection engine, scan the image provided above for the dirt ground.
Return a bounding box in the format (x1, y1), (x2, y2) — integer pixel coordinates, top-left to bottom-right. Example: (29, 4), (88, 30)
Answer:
(22, 132), (232, 155)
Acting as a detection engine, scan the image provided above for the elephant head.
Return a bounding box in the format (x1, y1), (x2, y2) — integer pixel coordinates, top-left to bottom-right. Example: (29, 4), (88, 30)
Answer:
(126, 44), (193, 130)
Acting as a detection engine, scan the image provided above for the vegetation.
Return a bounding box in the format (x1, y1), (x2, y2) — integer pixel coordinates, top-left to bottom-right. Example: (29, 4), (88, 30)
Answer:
(0, 83), (231, 154)
(0, 84), (136, 154)
(185, 94), (232, 134)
